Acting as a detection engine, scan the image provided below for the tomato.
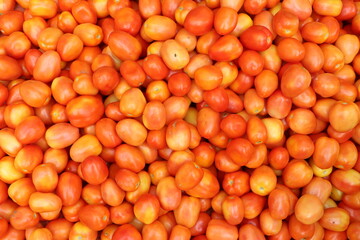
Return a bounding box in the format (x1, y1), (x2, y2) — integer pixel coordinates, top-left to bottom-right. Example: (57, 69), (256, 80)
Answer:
(28, 228), (53, 240)
(175, 28), (197, 52)
(222, 171), (250, 196)
(203, 87), (229, 112)
(78, 204), (110, 231)
(66, 95), (104, 128)
(186, 168), (220, 199)
(288, 214), (315, 239)
(280, 64), (311, 98)
(347, 222), (360, 240)
(9, 206), (39, 230)
(286, 108), (317, 134)
(92, 66), (120, 92)
(331, 169), (360, 194)
(175, 162), (203, 191)
(0, 56), (22, 81)
(240, 25), (272, 51)
(268, 188), (290, 220)
(112, 224), (141, 240)
(320, 207), (350, 232)
(226, 138), (254, 166)
(143, 54), (169, 80)
(160, 39), (190, 70)
(208, 35), (243, 62)
(282, 159), (313, 189)
(302, 177), (332, 204)
(143, 16), (176, 41)
(69, 222), (97, 240)
(184, 6), (214, 36)
(213, 7), (238, 35)
(169, 224), (191, 240)
(31, 163), (58, 193)
(108, 31), (142, 61)
(142, 220), (167, 240)
(206, 219), (238, 240)
(115, 144), (145, 173)
(286, 134), (314, 159)
(133, 193), (160, 224)
(295, 194), (324, 225)
(222, 195), (244, 225)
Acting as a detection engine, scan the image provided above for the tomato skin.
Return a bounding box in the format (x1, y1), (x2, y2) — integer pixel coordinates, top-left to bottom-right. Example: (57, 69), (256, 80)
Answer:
(0, 56), (22, 81)
(33, 50), (62, 83)
(206, 219), (238, 240)
(288, 214), (315, 239)
(282, 159), (313, 189)
(319, 207), (350, 232)
(222, 195), (244, 225)
(66, 95), (105, 128)
(112, 224), (142, 240)
(240, 25), (272, 51)
(222, 171), (250, 196)
(186, 169), (220, 199)
(143, 16), (177, 41)
(203, 87), (229, 112)
(226, 138), (254, 166)
(268, 189), (290, 220)
(330, 169), (360, 194)
(184, 6), (214, 36)
(56, 172), (82, 207)
(115, 144), (145, 173)
(108, 31), (142, 61)
(80, 156), (109, 185)
(133, 193), (160, 224)
(313, 136), (340, 169)
(175, 162), (203, 191)
(78, 204), (110, 231)
(208, 35), (243, 62)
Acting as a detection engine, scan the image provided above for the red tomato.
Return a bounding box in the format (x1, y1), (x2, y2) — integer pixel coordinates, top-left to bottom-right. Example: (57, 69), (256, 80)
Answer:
(206, 219), (238, 240)
(240, 25), (272, 51)
(184, 6), (214, 36)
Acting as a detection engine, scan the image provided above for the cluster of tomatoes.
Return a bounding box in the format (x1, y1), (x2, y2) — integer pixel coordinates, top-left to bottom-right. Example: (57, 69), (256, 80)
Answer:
(0, 0), (360, 239)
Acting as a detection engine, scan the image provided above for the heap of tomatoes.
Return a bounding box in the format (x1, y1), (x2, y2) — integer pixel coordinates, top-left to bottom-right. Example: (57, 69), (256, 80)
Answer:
(0, 0), (360, 239)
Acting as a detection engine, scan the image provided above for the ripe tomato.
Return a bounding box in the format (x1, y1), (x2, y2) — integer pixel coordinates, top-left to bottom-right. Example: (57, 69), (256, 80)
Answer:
(295, 194), (324, 225)
(66, 95), (104, 128)
(240, 25), (272, 51)
(184, 6), (214, 36)
(134, 193), (160, 224)
(112, 224), (141, 240)
(208, 35), (243, 62)
(206, 219), (238, 240)
(268, 189), (290, 220)
(282, 159), (313, 188)
(319, 207), (350, 232)
(143, 16), (177, 41)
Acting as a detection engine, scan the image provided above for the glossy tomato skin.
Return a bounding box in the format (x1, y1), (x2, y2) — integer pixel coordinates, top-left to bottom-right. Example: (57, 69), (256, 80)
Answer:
(184, 6), (214, 36)
(240, 25), (272, 51)
(66, 95), (105, 128)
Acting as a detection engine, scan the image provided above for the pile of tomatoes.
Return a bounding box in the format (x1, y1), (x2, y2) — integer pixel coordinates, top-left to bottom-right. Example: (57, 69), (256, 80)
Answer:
(0, 0), (360, 239)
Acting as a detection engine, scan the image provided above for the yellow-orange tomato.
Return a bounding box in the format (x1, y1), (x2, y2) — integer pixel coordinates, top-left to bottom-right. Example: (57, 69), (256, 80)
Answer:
(32, 163), (59, 193)
(166, 119), (191, 151)
(116, 119), (147, 146)
(160, 39), (190, 70)
(38, 28), (63, 51)
(250, 165), (277, 196)
(119, 88), (146, 117)
(19, 80), (51, 108)
(319, 207), (350, 232)
(282, 159), (313, 189)
(143, 15), (177, 41)
(29, 0), (58, 19)
(329, 101), (360, 132)
(45, 123), (80, 149)
(0, 156), (25, 184)
(8, 178), (36, 206)
(69, 134), (102, 162)
(29, 192), (62, 213)
(294, 194), (324, 225)
(74, 23), (103, 46)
